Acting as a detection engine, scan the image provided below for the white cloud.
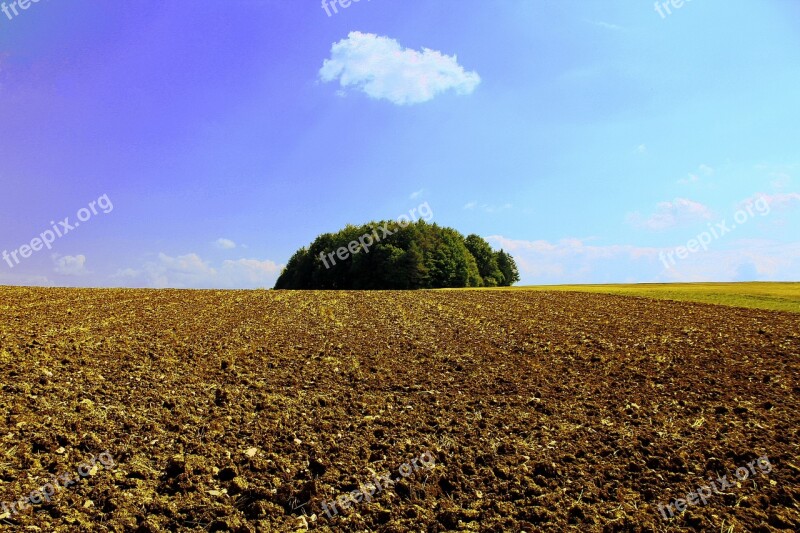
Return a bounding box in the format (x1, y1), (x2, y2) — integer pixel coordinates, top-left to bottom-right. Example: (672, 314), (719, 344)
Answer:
(0, 271), (51, 286)
(752, 192), (800, 210)
(486, 235), (661, 283)
(214, 238), (237, 250)
(409, 189), (425, 200)
(635, 144), (647, 154)
(770, 172), (791, 189)
(486, 235), (800, 284)
(627, 198), (713, 230)
(733, 192), (800, 218)
(755, 163), (798, 185)
(658, 240), (800, 282)
(486, 203), (512, 213)
(146, 253), (216, 288)
(114, 268), (139, 278)
(53, 255), (88, 276)
(319, 31), (481, 105)
(589, 20), (623, 31)
(113, 253), (283, 289)
(219, 259), (282, 287)
(463, 201), (511, 213)
(678, 164), (713, 185)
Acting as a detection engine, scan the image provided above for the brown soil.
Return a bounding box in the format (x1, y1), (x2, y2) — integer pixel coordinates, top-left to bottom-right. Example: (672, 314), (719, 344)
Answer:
(0, 287), (798, 532)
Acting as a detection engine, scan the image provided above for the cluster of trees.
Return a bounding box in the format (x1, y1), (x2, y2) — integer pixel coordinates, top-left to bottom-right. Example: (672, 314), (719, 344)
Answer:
(274, 220), (520, 290)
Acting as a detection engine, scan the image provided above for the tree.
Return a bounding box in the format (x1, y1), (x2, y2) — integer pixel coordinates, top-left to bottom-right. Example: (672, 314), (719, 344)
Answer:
(495, 250), (520, 287)
(398, 242), (427, 289)
(464, 234), (503, 287)
(274, 247), (314, 289)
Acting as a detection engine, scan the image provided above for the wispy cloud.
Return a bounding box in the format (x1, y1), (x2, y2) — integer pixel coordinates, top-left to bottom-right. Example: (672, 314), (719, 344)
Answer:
(319, 31), (481, 105)
(771, 173), (791, 189)
(753, 163), (796, 190)
(214, 238), (237, 250)
(678, 164), (714, 185)
(409, 189), (425, 200)
(53, 254), (88, 276)
(698, 164), (714, 176)
(627, 198), (713, 230)
(0, 271), (51, 286)
(588, 20), (623, 31)
(486, 235), (800, 284)
(486, 236), (660, 282)
(658, 240), (800, 282)
(741, 192), (800, 211)
(113, 253), (282, 289)
(463, 202), (511, 213)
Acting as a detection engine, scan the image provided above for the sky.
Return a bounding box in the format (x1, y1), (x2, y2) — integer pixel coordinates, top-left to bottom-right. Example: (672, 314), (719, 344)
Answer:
(1, 0), (798, 288)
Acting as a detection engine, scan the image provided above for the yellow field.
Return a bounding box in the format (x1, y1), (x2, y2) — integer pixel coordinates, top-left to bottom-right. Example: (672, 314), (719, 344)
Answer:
(504, 282), (800, 313)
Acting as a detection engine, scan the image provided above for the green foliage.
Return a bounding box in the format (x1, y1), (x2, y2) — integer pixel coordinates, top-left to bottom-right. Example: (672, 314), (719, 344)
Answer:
(495, 249), (520, 287)
(274, 221), (520, 290)
(465, 234), (503, 287)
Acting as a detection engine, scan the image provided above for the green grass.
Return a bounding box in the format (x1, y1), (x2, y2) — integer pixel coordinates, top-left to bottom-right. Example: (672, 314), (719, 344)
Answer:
(503, 282), (800, 313)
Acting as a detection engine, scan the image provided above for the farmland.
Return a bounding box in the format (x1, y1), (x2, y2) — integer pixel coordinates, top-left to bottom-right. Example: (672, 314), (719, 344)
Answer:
(502, 282), (800, 314)
(0, 286), (798, 531)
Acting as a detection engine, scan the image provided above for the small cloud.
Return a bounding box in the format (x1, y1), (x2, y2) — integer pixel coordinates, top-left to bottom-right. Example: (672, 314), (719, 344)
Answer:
(150, 253), (216, 288)
(214, 238), (237, 250)
(678, 164), (714, 185)
(53, 254), (88, 276)
(219, 258), (283, 287)
(589, 20), (623, 31)
(742, 192), (800, 211)
(627, 198), (713, 230)
(319, 31), (480, 105)
(770, 172), (791, 189)
(410, 189), (425, 200)
(463, 202), (511, 213)
(635, 144), (647, 154)
(114, 268), (139, 278)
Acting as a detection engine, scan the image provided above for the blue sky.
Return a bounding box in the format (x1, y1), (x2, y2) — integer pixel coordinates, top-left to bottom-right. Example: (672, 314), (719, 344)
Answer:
(1, 0), (798, 288)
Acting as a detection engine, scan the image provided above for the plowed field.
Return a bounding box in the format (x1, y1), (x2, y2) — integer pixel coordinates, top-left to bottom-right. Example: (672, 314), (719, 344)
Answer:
(0, 287), (798, 532)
